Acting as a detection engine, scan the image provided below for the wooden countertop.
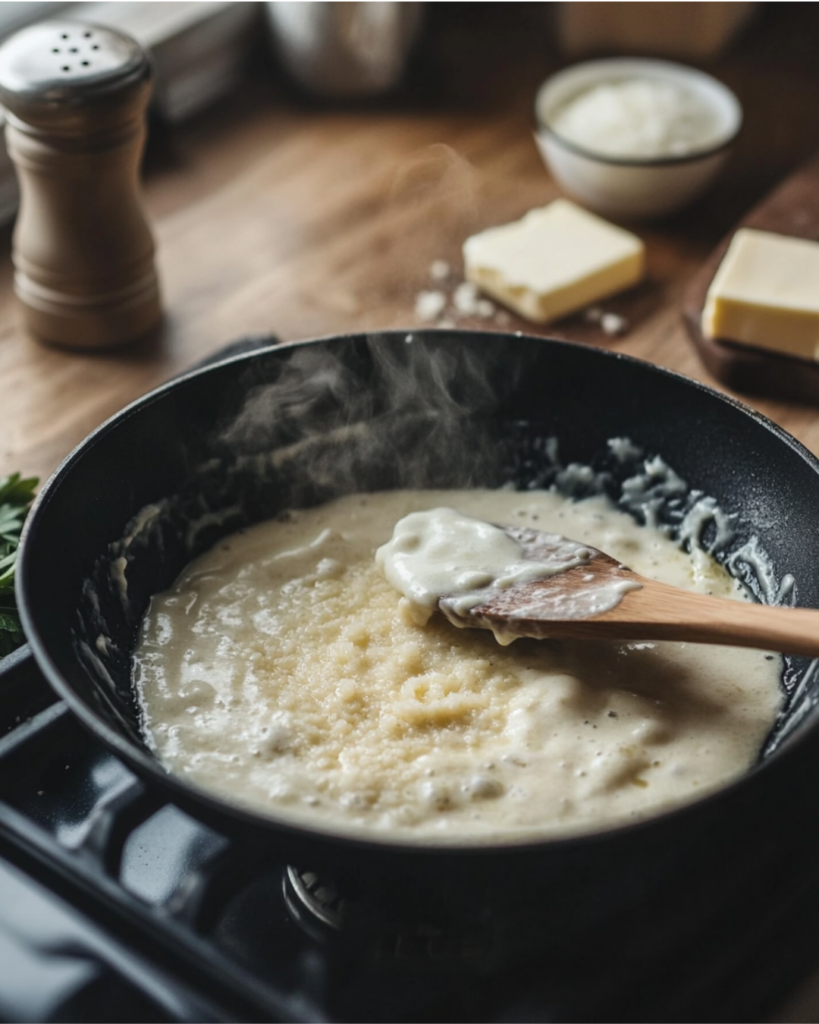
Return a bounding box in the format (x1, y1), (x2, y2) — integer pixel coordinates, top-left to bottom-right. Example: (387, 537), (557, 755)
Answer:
(4, 3), (819, 485)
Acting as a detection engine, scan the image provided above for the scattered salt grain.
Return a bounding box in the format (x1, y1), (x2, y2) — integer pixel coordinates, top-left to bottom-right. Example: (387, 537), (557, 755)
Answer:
(584, 306), (603, 324)
(414, 289), (447, 321)
(600, 312), (628, 336)
(414, 270), (505, 328)
(453, 281), (497, 317)
(429, 259), (451, 281)
(583, 305), (629, 335)
(452, 281), (479, 314)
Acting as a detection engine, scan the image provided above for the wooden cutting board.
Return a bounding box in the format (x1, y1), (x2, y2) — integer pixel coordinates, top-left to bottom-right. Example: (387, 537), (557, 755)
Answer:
(682, 151), (819, 403)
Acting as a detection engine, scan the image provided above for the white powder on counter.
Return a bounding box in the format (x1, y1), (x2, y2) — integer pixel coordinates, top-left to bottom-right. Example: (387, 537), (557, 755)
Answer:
(413, 265), (508, 328)
(414, 290), (448, 321)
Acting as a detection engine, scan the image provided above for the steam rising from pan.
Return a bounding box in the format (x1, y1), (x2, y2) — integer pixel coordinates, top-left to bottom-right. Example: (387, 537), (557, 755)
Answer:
(218, 333), (513, 496)
(72, 333), (517, 735)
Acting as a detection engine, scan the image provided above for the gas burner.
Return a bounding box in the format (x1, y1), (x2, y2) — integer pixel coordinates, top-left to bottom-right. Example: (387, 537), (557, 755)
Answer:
(283, 865), (492, 966)
(284, 865), (347, 936)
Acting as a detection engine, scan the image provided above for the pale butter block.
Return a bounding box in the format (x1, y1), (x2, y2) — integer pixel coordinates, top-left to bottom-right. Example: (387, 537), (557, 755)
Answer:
(462, 198), (645, 324)
(702, 228), (819, 361)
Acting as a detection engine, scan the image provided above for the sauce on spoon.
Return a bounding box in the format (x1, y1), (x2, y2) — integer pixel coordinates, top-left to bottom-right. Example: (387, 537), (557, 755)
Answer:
(376, 507), (642, 643)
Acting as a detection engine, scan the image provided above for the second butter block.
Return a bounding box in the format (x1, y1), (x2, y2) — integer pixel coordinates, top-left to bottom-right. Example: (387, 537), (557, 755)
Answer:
(702, 228), (819, 361)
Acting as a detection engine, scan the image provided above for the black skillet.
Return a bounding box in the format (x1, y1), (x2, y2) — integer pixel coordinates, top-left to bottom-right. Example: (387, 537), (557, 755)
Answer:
(15, 329), (819, 954)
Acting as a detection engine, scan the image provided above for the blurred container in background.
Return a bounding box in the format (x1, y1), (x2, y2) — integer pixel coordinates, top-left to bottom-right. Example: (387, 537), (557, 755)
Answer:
(555, 2), (760, 60)
(265, 2), (424, 99)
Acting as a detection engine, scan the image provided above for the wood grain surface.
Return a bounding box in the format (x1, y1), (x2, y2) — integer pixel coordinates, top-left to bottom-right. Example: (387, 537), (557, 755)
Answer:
(4, 4), (819, 484)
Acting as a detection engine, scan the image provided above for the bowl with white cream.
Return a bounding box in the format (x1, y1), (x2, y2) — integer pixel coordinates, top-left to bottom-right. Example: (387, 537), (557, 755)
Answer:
(535, 57), (742, 219)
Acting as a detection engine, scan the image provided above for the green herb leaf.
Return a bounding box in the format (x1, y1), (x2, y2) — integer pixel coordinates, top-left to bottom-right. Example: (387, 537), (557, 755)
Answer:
(0, 473), (38, 657)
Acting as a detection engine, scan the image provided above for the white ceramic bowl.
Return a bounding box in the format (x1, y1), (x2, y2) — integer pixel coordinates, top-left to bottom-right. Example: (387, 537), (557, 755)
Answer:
(534, 58), (742, 220)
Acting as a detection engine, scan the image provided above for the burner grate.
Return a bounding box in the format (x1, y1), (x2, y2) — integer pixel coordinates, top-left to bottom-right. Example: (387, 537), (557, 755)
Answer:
(0, 648), (324, 1022)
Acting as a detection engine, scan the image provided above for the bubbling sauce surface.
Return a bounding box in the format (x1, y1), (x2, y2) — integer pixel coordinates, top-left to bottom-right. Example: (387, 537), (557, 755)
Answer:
(132, 490), (782, 844)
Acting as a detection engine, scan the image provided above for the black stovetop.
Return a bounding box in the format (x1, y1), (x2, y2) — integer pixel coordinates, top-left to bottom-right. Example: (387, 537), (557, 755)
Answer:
(2, 643), (819, 1023)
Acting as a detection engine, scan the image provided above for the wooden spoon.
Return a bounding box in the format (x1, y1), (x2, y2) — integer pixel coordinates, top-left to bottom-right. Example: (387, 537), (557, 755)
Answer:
(440, 526), (819, 657)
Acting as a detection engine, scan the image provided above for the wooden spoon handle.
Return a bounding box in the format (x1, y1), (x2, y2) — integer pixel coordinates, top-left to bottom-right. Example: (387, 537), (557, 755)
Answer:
(508, 577), (819, 657)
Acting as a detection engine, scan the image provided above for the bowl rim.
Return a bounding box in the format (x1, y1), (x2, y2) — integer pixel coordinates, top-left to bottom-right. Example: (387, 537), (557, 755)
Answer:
(535, 56), (743, 169)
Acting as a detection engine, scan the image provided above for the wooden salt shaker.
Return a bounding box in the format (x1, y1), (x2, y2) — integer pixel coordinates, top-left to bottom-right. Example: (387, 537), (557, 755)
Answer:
(0, 20), (161, 349)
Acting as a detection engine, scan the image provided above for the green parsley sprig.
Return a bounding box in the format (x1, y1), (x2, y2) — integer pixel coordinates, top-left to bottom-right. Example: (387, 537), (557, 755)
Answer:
(0, 473), (38, 657)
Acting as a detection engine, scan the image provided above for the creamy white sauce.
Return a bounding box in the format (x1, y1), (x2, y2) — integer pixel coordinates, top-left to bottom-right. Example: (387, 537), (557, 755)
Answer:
(375, 507), (641, 641)
(132, 489), (782, 844)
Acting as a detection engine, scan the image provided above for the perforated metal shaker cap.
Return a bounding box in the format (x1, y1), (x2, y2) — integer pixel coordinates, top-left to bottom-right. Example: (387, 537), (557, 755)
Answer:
(0, 19), (151, 134)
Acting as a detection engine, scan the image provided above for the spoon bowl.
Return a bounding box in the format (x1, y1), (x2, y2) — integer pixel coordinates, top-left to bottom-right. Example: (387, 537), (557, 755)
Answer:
(447, 525), (819, 658)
